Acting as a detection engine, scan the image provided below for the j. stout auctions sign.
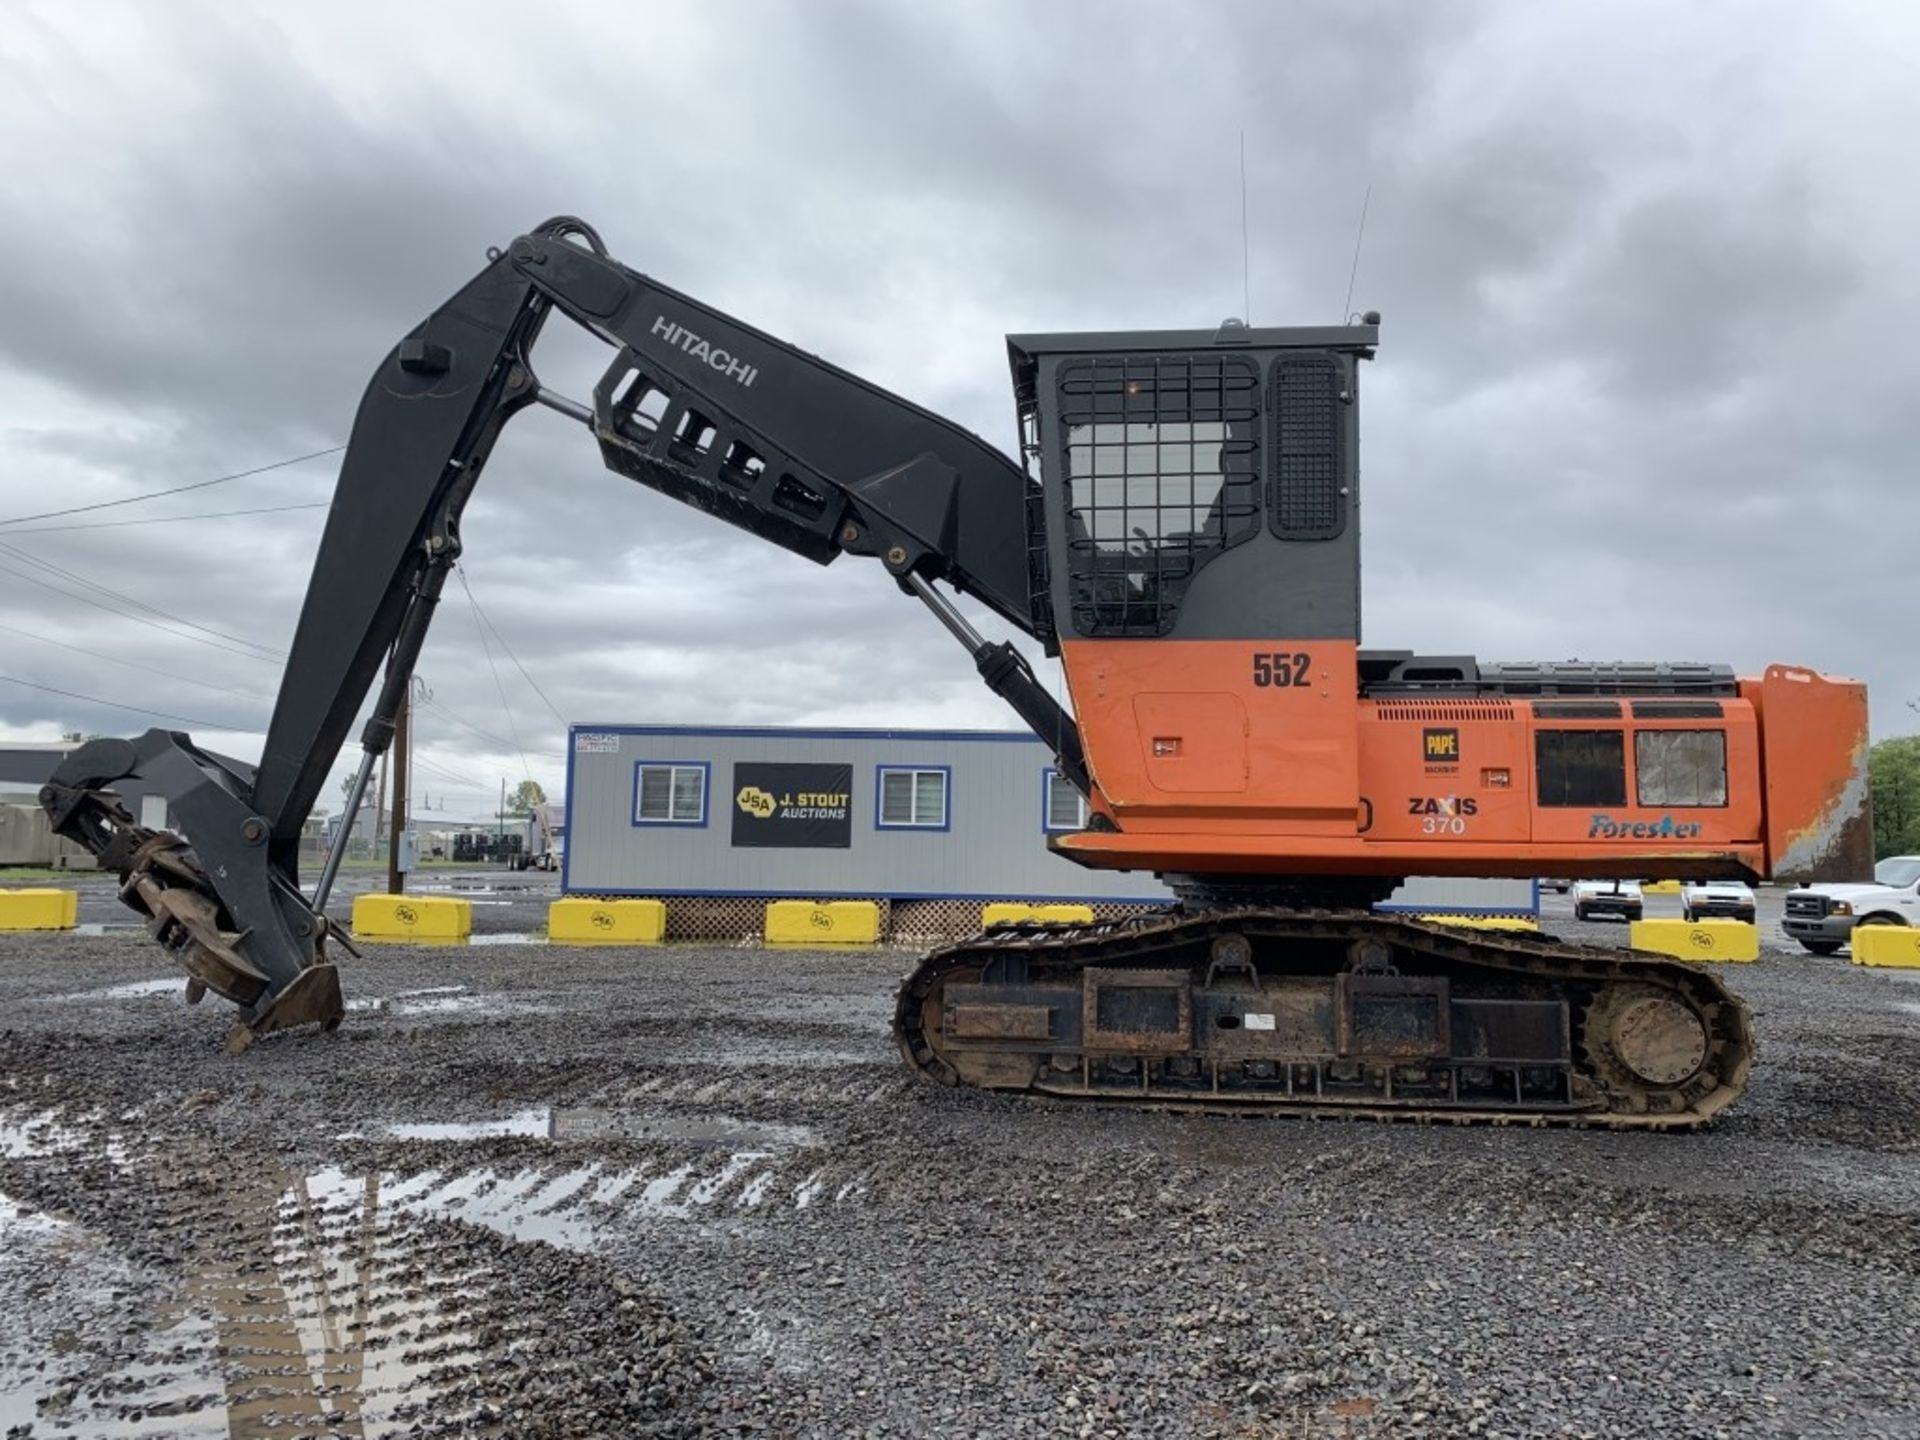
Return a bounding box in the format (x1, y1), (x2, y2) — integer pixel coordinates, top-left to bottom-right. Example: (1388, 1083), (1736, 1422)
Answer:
(730, 763), (853, 849)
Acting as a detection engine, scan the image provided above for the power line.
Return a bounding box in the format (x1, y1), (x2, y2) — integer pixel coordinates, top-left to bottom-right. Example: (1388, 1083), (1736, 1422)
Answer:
(0, 672), (243, 730)
(0, 553), (285, 665)
(0, 538), (287, 660)
(0, 537), (287, 661)
(1, 502), (329, 536)
(410, 751), (490, 791)
(456, 566), (536, 788)
(0, 620), (263, 701)
(458, 570), (568, 728)
(416, 694), (565, 760)
(0, 445), (345, 528)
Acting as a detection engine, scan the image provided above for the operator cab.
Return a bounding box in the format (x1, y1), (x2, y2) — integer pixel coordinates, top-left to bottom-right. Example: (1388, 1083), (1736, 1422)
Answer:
(1007, 320), (1377, 647)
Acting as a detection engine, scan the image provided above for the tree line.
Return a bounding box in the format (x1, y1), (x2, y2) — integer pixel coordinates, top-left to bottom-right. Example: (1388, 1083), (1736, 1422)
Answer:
(1873, 735), (1920, 860)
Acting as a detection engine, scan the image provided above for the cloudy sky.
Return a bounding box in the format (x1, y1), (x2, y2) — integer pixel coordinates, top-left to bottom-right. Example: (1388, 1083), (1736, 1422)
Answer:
(1, 0), (1914, 822)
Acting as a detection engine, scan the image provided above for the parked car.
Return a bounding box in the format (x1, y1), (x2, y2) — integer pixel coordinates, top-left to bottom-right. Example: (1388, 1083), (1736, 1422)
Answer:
(1573, 879), (1643, 922)
(1682, 880), (1756, 924)
(1782, 855), (1920, 955)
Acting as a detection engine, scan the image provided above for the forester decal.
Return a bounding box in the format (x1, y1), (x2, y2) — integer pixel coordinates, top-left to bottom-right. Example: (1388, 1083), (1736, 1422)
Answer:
(1588, 813), (1704, 840)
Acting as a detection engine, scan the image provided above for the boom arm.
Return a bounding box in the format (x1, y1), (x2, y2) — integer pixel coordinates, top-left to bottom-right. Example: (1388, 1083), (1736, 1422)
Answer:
(41, 218), (1083, 1045)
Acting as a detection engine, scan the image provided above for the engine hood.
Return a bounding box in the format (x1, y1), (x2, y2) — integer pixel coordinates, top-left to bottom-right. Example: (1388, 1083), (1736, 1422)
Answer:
(1791, 882), (1892, 904)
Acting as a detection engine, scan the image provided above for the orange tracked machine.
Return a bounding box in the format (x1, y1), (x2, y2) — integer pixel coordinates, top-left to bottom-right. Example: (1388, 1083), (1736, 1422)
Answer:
(44, 219), (1869, 1126)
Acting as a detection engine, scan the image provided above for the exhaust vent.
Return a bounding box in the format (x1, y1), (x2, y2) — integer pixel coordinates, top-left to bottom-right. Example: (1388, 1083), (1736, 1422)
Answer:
(1373, 701), (1516, 723)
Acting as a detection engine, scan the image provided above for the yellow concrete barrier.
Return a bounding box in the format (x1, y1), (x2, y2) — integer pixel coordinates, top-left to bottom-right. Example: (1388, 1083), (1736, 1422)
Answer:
(1421, 914), (1541, 932)
(549, 897), (665, 945)
(1642, 880), (1682, 895)
(352, 894), (472, 942)
(1852, 924), (1920, 968)
(765, 900), (879, 946)
(982, 903), (1096, 928)
(0, 888), (78, 931)
(1629, 918), (1757, 963)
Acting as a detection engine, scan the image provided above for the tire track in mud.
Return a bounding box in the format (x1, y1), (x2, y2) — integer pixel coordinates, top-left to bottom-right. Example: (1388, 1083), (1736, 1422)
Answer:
(0, 1106), (722, 1438)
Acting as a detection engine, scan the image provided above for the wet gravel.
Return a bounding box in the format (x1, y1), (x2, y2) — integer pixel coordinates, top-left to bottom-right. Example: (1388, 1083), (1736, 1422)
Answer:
(4, 906), (1920, 1438)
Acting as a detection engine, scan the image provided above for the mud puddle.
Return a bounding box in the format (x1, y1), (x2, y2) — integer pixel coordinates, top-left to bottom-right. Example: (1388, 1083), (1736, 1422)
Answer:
(1, 1110), (134, 1166)
(38, 976), (184, 1002)
(309, 1162), (607, 1249)
(0, 1187), (67, 1238)
(358, 1103), (814, 1150)
(550, 1108), (816, 1149)
(1, 1123), (733, 1436)
(376, 1109), (554, 1141)
(340, 1105), (849, 1235)
(344, 983), (553, 1017)
(0, 1190), (81, 1437)
(19, 1170), (499, 1438)
(639, 1038), (888, 1068)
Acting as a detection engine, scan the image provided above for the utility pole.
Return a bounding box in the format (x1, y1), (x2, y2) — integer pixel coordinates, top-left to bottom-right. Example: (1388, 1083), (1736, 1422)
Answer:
(372, 750), (388, 860)
(386, 683), (409, 894)
(498, 776), (507, 863)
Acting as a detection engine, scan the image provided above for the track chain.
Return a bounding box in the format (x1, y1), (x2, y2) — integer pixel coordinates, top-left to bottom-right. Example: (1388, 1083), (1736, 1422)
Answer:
(893, 908), (1753, 1130)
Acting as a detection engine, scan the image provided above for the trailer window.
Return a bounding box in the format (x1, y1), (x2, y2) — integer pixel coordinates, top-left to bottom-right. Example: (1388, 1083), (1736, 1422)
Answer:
(633, 762), (708, 825)
(1043, 769), (1089, 833)
(1058, 354), (1261, 637)
(1635, 730), (1727, 808)
(1535, 730), (1626, 807)
(878, 767), (949, 830)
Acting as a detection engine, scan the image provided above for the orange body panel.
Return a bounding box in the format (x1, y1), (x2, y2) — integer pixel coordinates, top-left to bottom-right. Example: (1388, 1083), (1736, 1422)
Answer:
(1742, 665), (1873, 881)
(1054, 638), (1817, 883)
(1060, 640), (1359, 831)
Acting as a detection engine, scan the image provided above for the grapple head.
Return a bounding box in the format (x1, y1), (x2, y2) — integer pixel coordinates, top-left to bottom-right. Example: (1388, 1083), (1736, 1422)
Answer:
(41, 730), (343, 1048)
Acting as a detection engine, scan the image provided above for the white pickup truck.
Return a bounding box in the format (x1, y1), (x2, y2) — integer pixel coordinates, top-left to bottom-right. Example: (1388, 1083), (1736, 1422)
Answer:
(1681, 880), (1756, 924)
(1782, 855), (1920, 955)
(1572, 879), (1643, 923)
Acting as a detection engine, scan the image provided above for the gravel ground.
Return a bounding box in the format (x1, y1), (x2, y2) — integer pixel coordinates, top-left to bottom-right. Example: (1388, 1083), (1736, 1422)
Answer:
(5, 889), (1920, 1438)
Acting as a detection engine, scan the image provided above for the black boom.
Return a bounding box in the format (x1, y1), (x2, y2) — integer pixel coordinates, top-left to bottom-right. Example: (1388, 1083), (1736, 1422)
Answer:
(43, 218), (1083, 1045)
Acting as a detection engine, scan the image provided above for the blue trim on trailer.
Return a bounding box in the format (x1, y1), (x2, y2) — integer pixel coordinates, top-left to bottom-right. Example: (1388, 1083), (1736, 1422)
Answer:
(570, 722), (1043, 745)
(559, 882), (1175, 904)
(873, 763), (953, 832)
(629, 759), (712, 828)
(560, 729), (577, 895)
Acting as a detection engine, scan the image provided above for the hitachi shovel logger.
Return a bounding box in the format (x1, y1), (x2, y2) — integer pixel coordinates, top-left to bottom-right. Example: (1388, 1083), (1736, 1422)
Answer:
(45, 217), (1870, 1123)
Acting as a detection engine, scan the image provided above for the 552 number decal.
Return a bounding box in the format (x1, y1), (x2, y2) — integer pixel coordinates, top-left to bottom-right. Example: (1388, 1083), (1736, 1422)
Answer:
(1252, 651), (1313, 688)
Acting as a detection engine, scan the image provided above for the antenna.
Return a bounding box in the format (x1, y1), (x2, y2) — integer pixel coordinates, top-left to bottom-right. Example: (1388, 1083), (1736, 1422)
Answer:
(1342, 182), (1373, 323)
(1239, 131), (1251, 325)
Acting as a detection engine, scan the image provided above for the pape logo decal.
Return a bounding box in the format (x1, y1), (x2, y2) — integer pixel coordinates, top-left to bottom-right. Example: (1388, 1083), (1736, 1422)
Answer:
(1422, 727), (1460, 766)
(650, 315), (758, 386)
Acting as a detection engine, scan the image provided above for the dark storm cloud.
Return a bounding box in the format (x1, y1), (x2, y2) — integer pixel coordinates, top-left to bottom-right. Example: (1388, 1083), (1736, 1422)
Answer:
(0, 0), (1914, 817)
